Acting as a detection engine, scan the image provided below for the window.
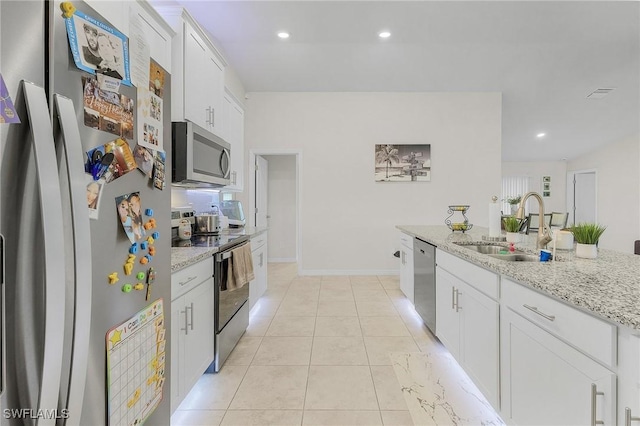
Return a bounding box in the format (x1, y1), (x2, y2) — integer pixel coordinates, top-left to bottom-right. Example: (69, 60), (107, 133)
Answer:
(501, 176), (532, 214)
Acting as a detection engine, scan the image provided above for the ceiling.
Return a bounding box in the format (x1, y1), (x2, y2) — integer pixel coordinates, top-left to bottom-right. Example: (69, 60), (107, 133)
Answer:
(152, 1), (639, 162)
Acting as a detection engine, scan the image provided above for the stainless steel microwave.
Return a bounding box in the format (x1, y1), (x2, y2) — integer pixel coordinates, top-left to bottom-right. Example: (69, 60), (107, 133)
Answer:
(172, 121), (231, 187)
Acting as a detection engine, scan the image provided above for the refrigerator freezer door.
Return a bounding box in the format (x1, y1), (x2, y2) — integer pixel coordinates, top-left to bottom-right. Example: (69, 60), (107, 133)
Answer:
(20, 81), (67, 425)
(53, 94), (92, 424)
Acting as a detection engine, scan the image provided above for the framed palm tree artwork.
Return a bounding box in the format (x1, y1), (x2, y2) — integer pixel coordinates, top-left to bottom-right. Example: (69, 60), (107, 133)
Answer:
(375, 144), (431, 182)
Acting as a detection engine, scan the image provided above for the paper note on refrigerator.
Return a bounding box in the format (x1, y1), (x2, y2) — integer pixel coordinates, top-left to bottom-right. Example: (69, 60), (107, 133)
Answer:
(0, 73), (21, 124)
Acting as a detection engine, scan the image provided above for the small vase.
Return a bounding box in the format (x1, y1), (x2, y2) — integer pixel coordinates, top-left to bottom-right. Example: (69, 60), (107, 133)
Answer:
(575, 243), (597, 259)
(506, 232), (520, 243)
(510, 205), (518, 215)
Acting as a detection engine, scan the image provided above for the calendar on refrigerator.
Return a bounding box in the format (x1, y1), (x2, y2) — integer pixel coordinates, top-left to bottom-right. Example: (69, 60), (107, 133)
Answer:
(106, 299), (166, 425)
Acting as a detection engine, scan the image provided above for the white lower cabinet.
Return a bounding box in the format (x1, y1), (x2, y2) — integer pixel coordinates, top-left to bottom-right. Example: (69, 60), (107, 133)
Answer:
(171, 257), (214, 413)
(249, 233), (268, 310)
(436, 265), (499, 409)
(399, 232), (414, 303)
(501, 278), (617, 425)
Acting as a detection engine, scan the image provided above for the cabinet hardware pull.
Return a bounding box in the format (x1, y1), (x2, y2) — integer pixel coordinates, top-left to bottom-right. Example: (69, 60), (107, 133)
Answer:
(455, 289), (462, 312)
(205, 107), (211, 124)
(523, 304), (555, 321)
(181, 308), (189, 335)
(626, 408), (640, 426)
(189, 302), (194, 330)
(259, 252), (264, 267)
(179, 275), (198, 286)
(401, 251), (405, 265)
(452, 286), (456, 310)
(211, 108), (215, 127)
(591, 383), (605, 426)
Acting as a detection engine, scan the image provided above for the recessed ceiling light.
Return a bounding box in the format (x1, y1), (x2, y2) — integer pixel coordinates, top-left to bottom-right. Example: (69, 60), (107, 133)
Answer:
(378, 31), (391, 39)
(536, 133), (546, 138)
(277, 32), (290, 39)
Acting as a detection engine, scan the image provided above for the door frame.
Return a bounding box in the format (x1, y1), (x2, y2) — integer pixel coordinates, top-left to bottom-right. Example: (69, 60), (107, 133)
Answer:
(249, 149), (302, 272)
(566, 168), (598, 226)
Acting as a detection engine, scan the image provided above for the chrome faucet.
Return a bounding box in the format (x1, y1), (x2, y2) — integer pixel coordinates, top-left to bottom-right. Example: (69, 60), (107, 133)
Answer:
(515, 191), (553, 249)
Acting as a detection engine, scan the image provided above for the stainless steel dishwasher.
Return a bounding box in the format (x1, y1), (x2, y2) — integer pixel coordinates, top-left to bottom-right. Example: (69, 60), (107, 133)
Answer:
(414, 238), (436, 333)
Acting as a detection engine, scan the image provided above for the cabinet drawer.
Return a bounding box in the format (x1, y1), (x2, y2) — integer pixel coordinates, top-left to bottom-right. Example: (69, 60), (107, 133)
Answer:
(172, 256), (214, 300)
(502, 278), (616, 368)
(251, 233), (267, 251)
(436, 249), (499, 299)
(399, 232), (413, 249)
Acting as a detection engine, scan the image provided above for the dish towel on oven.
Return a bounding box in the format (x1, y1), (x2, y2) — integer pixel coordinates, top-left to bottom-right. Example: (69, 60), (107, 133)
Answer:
(227, 242), (255, 291)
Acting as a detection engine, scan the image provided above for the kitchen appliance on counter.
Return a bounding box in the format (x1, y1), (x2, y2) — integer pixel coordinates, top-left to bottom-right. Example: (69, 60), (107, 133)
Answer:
(414, 238), (437, 333)
(0, 2), (172, 424)
(220, 200), (246, 227)
(171, 206), (195, 227)
(172, 121), (231, 187)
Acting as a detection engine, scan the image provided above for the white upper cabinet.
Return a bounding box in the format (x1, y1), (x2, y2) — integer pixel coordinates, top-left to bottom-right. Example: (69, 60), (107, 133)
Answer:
(157, 7), (226, 137)
(223, 91), (245, 191)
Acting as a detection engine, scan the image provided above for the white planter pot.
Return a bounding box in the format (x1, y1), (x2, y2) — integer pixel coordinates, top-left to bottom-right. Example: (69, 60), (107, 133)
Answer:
(575, 243), (598, 259)
(506, 232), (520, 243)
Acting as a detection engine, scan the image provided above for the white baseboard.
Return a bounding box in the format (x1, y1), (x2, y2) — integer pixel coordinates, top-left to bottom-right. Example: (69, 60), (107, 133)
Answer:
(269, 257), (297, 263)
(299, 269), (398, 276)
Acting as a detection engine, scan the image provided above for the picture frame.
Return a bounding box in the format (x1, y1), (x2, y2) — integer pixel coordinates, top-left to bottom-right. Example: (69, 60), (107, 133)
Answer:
(543, 182), (550, 191)
(543, 191), (551, 197)
(65, 9), (132, 86)
(375, 144), (431, 182)
(542, 176), (551, 183)
(85, 174), (105, 220)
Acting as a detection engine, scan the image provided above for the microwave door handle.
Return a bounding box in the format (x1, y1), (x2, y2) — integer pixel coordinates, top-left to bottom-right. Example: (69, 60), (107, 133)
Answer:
(221, 148), (231, 178)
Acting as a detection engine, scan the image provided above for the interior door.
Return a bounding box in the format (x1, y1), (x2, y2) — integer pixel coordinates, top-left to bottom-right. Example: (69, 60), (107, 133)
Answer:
(573, 171), (596, 224)
(255, 155), (269, 227)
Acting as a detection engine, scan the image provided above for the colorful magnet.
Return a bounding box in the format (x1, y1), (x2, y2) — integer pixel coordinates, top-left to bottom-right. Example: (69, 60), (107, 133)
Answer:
(60, 2), (76, 18)
(148, 246), (156, 256)
(152, 232), (159, 240)
(136, 272), (145, 281)
(145, 267), (155, 301)
(140, 256), (148, 265)
(127, 254), (136, 263)
(134, 283), (145, 291)
(145, 209), (153, 217)
(122, 283), (133, 293)
(140, 242), (148, 250)
(123, 262), (133, 276)
(147, 236), (155, 245)
(129, 243), (138, 254)
(108, 272), (119, 285)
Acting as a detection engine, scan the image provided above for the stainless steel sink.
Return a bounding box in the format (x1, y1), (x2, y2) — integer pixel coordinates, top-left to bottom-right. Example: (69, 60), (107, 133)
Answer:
(454, 243), (538, 262)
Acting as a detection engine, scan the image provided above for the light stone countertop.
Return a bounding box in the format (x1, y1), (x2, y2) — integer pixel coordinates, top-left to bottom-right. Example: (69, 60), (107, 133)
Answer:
(171, 227), (268, 272)
(397, 225), (640, 330)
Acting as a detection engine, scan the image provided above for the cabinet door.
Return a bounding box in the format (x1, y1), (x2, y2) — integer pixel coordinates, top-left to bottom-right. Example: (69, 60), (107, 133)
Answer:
(182, 278), (215, 396)
(399, 247), (414, 303)
(249, 244), (267, 309)
(171, 294), (185, 413)
(435, 267), (460, 359)
(458, 281), (499, 409)
(501, 308), (616, 426)
(183, 24), (210, 129)
(207, 55), (225, 136)
(228, 100), (244, 191)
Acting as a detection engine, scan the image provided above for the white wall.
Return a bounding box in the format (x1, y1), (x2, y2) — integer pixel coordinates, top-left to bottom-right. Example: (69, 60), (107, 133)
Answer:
(263, 155), (297, 261)
(241, 92), (502, 274)
(502, 161), (567, 213)
(171, 188), (220, 214)
(567, 134), (640, 253)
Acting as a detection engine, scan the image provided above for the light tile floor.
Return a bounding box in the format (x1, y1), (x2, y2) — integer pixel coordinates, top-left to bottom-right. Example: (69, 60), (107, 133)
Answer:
(171, 263), (502, 425)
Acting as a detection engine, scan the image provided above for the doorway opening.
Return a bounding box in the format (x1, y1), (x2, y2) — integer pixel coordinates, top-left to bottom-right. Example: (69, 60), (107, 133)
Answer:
(249, 150), (301, 269)
(566, 169), (597, 226)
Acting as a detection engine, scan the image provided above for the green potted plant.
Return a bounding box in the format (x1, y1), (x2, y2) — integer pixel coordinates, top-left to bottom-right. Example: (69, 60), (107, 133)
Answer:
(504, 195), (522, 215)
(503, 216), (522, 243)
(570, 222), (606, 259)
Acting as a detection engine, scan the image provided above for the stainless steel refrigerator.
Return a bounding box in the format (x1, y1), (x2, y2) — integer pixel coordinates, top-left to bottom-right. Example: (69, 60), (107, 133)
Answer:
(0, 1), (172, 424)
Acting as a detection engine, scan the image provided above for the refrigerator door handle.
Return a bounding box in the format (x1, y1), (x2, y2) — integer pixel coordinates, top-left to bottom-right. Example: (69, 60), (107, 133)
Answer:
(22, 81), (67, 425)
(54, 94), (93, 424)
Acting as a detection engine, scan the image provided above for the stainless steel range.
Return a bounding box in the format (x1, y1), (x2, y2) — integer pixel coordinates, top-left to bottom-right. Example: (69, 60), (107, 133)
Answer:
(172, 233), (250, 372)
